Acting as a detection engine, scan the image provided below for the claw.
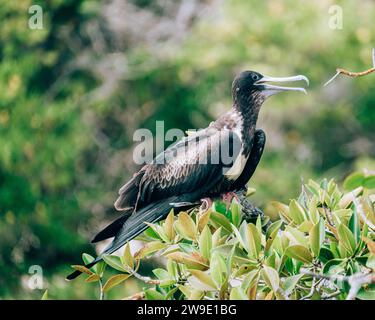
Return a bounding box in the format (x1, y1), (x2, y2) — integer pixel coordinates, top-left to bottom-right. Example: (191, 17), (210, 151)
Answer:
(222, 191), (239, 210)
(199, 198), (213, 213)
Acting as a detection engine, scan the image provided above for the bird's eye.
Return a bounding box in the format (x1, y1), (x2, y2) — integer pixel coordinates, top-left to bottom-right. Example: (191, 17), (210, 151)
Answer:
(252, 74), (259, 81)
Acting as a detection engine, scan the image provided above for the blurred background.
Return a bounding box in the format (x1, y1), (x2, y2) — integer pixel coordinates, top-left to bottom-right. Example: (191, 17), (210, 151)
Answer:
(0, 0), (374, 299)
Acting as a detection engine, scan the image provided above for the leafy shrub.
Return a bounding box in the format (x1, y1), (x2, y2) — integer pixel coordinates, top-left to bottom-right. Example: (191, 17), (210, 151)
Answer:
(71, 172), (375, 300)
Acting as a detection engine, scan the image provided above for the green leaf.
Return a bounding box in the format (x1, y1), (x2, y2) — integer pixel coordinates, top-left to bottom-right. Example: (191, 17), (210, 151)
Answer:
(82, 253), (95, 269)
(166, 252), (208, 270)
(264, 252), (276, 269)
(188, 269), (216, 291)
(134, 241), (167, 260)
(246, 188), (256, 197)
(309, 218), (325, 257)
(270, 201), (291, 223)
(226, 245), (236, 274)
(144, 222), (170, 242)
(210, 211), (233, 233)
(289, 200), (306, 224)
(210, 251), (227, 288)
(102, 255), (127, 272)
(282, 274), (304, 297)
(232, 222), (246, 250)
(337, 223), (356, 255)
(349, 211), (360, 245)
(265, 220), (283, 251)
(241, 269), (259, 292)
(197, 209), (211, 232)
(174, 212), (197, 241)
(261, 265), (279, 292)
(244, 223), (261, 259)
(163, 210), (175, 242)
(266, 220), (283, 240)
(230, 200), (241, 227)
(322, 259), (345, 275)
(145, 289), (165, 300)
(284, 245), (313, 264)
(96, 261), (106, 276)
(198, 226), (212, 261)
(285, 226), (308, 247)
(318, 247), (335, 263)
(339, 187), (363, 208)
(41, 290), (48, 300)
(167, 260), (178, 279)
(343, 172), (365, 190)
(143, 226), (161, 240)
(122, 243), (134, 270)
(357, 285), (375, 300)
(307, 179), (320, 195)
(103, 274), (130, 292)
(188, 290), (204, 300)
(230, 287), (248, 300)
(178, 285), (191, 298)
(152, 268), (170, 280)
(308, 196), (320, 224)
(363, 175), (375, 189)
(85, 274), (100, 283)
(71, 265), (94, 275)
(178, 243), (196, 254)
(366, 254), (375, 269)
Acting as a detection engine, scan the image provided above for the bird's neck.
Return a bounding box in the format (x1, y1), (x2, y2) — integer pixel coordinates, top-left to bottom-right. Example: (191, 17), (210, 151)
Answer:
(233, 93), (265, 150)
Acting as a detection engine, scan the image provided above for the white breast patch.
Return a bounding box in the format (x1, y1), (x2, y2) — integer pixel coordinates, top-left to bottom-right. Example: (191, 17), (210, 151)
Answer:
(224, 151), (248, 180)
(223, 121), (247, 181)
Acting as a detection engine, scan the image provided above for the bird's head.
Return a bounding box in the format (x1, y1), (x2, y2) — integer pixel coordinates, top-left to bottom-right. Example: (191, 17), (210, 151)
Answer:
(231, 70), (309, 113)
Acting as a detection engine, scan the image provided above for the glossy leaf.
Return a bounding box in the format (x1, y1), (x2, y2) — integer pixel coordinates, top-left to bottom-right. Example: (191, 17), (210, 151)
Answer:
(309, 218), (325, 257)
(103, 274), (130, 292)
(122, 243), (134, 270)
(174, 212), (197, 241)
(284, 245), (313, 264)
(102, 255), (127, 272)
(198, 226), (212, 261)
(134, 241), (167, 260)
(337, 223), (356, 255)
(261, 265), (279, 292)
(230, 287), (248, 300)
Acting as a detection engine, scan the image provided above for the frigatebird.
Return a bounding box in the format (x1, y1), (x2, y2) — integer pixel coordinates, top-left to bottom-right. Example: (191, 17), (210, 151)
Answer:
(67, 70), (308, 280)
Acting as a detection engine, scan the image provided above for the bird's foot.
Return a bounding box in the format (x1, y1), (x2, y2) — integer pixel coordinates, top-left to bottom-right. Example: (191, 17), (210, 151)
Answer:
(239, 197), (267, 225)
(222, 191), (239, 210)
(231, 188), (267, 224)
(199, 197), (213, 213)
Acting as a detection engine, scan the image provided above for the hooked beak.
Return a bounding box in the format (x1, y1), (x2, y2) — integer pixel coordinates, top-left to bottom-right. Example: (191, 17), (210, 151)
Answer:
(255, 74), (309, 96)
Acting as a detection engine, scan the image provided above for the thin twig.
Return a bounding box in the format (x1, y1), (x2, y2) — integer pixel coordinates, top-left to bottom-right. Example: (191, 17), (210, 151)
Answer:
(124, 264), (162, 285)
(321, 290), (341, 300)
(300, 276), (321, 300)
(99, 279), (104, 300)
(122, 291), (145, 300)
(301, 269), (375, 300)
(324, 48), (375, 86)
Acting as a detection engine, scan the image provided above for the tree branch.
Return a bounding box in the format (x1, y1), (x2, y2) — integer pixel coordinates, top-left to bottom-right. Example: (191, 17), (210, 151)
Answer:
(324, 48), (375, 86)
(301, 269), (375, 300)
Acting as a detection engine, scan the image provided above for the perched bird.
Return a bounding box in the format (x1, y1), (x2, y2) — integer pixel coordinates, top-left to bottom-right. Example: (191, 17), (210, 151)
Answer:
(67, 70), (308, 280)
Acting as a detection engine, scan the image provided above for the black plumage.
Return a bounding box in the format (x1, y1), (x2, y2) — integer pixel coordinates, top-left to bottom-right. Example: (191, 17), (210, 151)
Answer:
(67, 70), (308, 280)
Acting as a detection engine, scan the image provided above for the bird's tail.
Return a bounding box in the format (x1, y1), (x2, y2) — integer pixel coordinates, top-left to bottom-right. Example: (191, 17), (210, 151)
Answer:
(66, 194), (198, 281)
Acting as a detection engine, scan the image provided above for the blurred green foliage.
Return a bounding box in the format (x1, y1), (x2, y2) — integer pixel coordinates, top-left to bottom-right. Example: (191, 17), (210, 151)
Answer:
(0, 0), (374, 299)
